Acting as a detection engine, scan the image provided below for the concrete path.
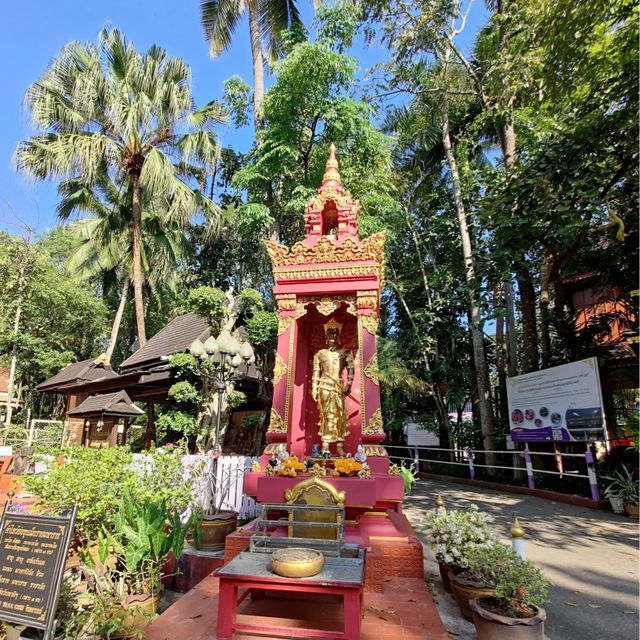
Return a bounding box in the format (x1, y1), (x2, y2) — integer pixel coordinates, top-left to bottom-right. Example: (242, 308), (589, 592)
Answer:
(403, 478), (639, 640)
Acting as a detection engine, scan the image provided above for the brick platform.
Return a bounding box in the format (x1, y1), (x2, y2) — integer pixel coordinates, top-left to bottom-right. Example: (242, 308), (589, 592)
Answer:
(145, 574), (450, 640)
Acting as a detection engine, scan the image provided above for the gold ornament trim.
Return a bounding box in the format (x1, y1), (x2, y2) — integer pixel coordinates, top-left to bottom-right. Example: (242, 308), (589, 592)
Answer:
(272, 353), (288, 386)
(363, 408), (384, 435)
(284, 319), (296, 427)
(276, 293), (296, 311)
(295, 295), (357, 319)
(309, 463), (327, 478)
(268, 408), (286, 434)
(273, 264), (380, 281)
(361, 315), (379, 335)
(357, 290), (378, 312)
(250, 461), (262, 473)
(358, 316), (366, 433)
(284, 478), (346, 507)
(263, 443), (280, 455)
(364, 354), (380, 386)
(357, 466), (372, 479)
(277, 315), (294, 336)
(362, 445), (388, 457)
(388, 463), (401, 476)
(265, 232), (386, 269)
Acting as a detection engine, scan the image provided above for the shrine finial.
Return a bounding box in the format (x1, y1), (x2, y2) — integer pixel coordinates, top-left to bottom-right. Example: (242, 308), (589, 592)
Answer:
(321, 144), (345, 194)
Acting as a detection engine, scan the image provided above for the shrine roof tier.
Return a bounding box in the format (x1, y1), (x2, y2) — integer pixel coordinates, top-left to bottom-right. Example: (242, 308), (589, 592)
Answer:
(265, 144), (386, 295)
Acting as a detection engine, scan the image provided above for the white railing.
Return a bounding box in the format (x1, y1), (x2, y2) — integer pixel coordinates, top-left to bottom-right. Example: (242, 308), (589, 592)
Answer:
(386, 444), (602, 502)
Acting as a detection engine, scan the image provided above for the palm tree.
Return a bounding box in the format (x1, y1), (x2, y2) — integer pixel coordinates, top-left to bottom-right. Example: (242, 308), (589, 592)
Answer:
(58, 175), (190, 361)
(16, 28), (225, 345)
(201, 0), (302, 130)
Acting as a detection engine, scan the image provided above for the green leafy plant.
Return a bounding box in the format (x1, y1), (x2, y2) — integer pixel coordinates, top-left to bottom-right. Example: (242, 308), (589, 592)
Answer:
(424, 505), (497, 567)
(602, 465), (639, 505)
(465, 543), (550, 618)
(398, 462), (418, 494)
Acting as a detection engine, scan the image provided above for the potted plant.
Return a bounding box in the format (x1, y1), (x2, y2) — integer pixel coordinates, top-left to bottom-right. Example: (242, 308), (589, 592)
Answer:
(423, 504), (496, 592)
(192, 454), (245, 550)
(78, 490), (194, 638)
(602, 466), (639, 518)
(466, 543), (550, 640)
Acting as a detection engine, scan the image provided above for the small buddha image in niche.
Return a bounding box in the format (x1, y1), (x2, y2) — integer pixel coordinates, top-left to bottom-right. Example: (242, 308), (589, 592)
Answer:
(323, 208), (339, 241)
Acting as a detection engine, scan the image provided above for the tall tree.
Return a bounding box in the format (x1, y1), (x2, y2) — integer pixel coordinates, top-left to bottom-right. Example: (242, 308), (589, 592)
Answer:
(16, 28), (224, 346)
(58, 175), (191, 362)
(201, 0), (303, 130)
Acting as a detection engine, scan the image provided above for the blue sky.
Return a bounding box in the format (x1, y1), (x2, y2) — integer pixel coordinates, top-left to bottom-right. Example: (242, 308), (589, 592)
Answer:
(0, 1), (487, 236)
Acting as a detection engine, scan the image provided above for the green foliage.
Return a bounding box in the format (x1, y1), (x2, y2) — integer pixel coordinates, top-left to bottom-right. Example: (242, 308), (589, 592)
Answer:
(226, 390), (247, 409)
(601, 466), (639, 505)
(167, 380), (201, 404)
(398, 463), (418, 494)
(223, 75), (251, 127)
(465, 543), (550, 617)
(245, 310), (278, 348)
(24, 446), (198, 541)
(155, 408), (199, 439)
(169, 352), (200, 379)
(188, 286), (228, 325)
(238, 288), (264, 313)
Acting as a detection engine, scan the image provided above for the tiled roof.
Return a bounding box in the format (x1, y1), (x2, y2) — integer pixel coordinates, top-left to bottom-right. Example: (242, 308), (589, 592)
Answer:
(37, 357), (120, 392)
(67, 390), (144, 418)
(119, 313), (210, 372)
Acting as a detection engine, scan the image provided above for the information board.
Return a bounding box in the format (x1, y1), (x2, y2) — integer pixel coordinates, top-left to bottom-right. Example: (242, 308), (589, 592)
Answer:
(507, 357), (605, 442)
(0, 505), (76, 638)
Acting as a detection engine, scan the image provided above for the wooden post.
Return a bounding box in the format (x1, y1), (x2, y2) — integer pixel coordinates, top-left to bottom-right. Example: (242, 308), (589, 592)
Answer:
(145, 403), (155, 450)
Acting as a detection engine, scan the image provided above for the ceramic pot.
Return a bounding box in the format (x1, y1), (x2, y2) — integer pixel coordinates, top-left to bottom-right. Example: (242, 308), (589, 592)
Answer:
(197, 512), (238, 550)
(450, 569), (495, 621)
(438, 562), (459, 593)
(470, 597), (546, 640)
(624, 503), (639, 518)
(111, 591), (162, 638)
(608, 495), (624, 514)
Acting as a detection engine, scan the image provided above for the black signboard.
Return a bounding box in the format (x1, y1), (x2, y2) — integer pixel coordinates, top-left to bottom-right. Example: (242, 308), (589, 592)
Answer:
(0, 501), (76, 639)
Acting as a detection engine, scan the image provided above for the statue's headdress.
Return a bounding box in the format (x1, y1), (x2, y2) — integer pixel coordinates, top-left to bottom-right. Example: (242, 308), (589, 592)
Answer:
(323, 318), (343, 335)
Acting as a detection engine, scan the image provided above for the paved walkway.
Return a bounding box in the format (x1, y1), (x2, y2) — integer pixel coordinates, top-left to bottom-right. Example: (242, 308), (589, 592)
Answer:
(403, 478), (639, 640)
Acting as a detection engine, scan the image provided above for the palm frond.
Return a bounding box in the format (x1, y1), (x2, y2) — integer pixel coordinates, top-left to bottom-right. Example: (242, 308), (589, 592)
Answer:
(201, 0), (243, 58)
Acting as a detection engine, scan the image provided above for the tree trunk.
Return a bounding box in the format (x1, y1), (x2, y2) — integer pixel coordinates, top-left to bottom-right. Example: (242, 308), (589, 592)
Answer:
(131, 174), (147, 346)
(494, 288), (508, 421)
(503, 280), (518, 376)
(247, 0), (265, 132)
(516, 267), (539, 372)
(5, 261), (26, 426)
(539, 254), (553, 367)
(105, 276), (129, 363)
(441, 49), (496, 467)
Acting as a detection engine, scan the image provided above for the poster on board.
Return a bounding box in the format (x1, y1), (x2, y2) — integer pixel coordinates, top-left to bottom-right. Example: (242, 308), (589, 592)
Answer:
(507, 357), (605, 442)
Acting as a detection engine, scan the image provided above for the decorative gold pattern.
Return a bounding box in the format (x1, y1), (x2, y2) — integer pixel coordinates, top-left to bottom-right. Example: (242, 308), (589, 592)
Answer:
(364, 354), (380, 386)
(277, 315), (294, 336)
(308, 187), (351, 209)
(363, 445), (388, 457)
(388, 463), (401, 476)
(309, 463), (327, 478)
(272, 353), (288, 386)
(295, 295), (357, 319)
(284, 318), (296, 428)
(361, 315), (379, 335)
(363, 408), (384, 435)
(284, 478), (346, 507)
(358, 316), (366, 433)
(357, 290), (379, 312)
(250, 461), (262, 473)
(263, 443), (281, 455)
(268, 408), (286, 433)
(265, 233), (386, 269)
(273, 264), (380, 281)
(276, 293), (296, 311)
(357, 466), (372, 479)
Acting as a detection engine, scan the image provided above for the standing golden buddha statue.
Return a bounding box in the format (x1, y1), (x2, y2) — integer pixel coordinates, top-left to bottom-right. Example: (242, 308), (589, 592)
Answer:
(311, 319), (355, 455)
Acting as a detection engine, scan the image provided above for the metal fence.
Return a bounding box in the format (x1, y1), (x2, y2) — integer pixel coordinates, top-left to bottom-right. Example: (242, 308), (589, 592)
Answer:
(386, 444), (601, 502)
(1, 419), (65, 449)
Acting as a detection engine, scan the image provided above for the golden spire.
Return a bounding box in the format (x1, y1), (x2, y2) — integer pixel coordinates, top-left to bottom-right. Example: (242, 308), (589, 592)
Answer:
(321, 143), (345, 194)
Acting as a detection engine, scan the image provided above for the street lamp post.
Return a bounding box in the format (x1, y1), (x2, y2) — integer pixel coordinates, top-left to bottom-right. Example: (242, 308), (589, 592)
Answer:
(190, 330), (255, 454)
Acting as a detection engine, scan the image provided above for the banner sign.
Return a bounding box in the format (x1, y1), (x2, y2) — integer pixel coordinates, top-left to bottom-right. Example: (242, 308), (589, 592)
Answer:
(507, 357), (605, 442)
(0, 502), (76, 639)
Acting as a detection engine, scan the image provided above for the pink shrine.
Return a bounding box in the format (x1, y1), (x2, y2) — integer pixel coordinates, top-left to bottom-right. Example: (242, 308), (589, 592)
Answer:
(242, 147), (423, 570)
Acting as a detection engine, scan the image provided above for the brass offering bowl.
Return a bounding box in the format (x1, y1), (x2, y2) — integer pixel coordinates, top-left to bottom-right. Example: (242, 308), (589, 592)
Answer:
(271, 548), (325, 578)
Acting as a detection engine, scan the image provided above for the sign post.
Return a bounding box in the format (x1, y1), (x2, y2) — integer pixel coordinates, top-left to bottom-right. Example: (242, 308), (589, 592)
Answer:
(0, 493), (77, 640)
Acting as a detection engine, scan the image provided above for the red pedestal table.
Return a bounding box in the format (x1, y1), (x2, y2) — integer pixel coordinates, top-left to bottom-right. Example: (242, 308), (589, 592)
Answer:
(215, 552), (365, 639)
